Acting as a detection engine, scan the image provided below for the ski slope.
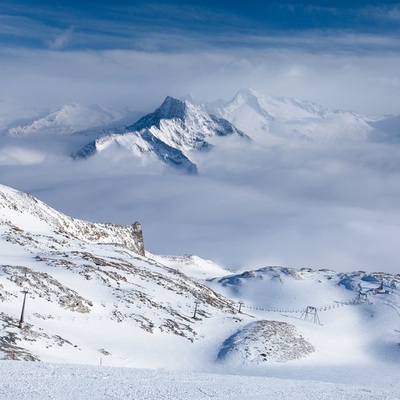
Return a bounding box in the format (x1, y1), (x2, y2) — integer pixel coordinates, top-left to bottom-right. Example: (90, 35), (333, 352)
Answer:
(0, 361), (399, 400)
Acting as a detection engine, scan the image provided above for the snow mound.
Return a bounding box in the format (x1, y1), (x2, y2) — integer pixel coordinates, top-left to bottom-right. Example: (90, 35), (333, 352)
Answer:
(217, 320), (315, 364)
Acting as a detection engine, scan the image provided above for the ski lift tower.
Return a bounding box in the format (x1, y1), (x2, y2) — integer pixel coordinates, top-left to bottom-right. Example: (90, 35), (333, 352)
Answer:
(357, 292), (370, 304)
(300, 306), (321, 325)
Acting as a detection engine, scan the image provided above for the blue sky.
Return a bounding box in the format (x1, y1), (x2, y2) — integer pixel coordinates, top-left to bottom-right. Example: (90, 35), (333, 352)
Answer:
(2, 1), (400, 51)
(1, 1), (400, 114)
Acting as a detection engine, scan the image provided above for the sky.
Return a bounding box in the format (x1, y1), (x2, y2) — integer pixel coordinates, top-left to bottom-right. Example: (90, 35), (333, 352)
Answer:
(1, 1), (400, 114)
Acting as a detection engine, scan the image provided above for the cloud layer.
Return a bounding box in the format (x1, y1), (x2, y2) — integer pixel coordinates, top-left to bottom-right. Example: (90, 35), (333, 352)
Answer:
(1, 123), (400, 275)
(1, 46), (400, 116)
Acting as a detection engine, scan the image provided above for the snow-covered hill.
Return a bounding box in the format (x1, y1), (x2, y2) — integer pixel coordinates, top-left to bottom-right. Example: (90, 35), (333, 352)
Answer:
(0, 184), (239, 367)
(209, 266), (400, 366)
(1, 184), (399, 376)
(0, 184), (145, 254)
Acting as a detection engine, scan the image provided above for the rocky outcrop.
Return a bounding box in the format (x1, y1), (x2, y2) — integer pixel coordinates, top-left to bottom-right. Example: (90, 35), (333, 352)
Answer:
(217, 320), (315, 364)
(132, 221), (145, 256)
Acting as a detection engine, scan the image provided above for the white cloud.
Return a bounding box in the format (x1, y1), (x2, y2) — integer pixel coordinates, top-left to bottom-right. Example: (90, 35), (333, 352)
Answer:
(362, 5), (400, 22)
(0, 146), (46, 165)
(1, 44), (400, 116)
(47, 26), (74, 50)
(2, 127), (400, 275)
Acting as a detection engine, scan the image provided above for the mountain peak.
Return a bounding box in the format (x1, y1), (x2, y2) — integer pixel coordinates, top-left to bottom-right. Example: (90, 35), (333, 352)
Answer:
(156, 96), (188, 120)
(126, 95), (249, 153)
(126, 96), (189, 132)
(6, 103), (123, 137)
(235, 87), (262, 99)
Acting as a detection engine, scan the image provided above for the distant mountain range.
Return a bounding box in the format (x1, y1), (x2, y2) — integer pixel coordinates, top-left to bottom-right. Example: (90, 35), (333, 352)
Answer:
(3, 88), (399, 173)
(73, 96), (249, 174)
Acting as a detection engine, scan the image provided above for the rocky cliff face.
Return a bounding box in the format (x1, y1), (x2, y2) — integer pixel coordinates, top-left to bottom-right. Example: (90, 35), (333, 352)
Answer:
(132, 221), (145, 256)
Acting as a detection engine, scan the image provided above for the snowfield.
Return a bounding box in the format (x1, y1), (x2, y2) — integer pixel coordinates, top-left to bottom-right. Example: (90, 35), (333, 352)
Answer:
(0, 361), (399, 400)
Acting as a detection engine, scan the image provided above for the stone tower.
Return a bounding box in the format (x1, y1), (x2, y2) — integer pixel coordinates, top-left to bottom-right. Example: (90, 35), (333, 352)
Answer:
(132, 221), (145, 256)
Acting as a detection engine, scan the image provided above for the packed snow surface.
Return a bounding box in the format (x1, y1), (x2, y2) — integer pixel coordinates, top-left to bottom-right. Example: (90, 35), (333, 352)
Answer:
(0, 361), (399, 400)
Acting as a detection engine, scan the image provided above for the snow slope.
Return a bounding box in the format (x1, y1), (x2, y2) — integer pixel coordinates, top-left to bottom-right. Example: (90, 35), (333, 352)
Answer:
(0, 184), (241, 369)
(0, 184), (145, 254)
(1, 361), (399, 400)
(209, 266), (400, 367)
(1, 184), (399, 382)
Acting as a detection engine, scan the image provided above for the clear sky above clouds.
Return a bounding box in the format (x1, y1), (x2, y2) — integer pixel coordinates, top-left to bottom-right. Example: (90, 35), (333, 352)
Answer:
(1, 1), (400, 114)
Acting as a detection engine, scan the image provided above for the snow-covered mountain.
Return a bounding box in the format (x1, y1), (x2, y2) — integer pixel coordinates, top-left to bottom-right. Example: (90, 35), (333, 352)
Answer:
(1, 184), (399, 372)
(0, 99), (41, 133)
(3, 89), (398, 145)
(3, 90), (399, 174)
(73, 130), (199, 174)
(205, 88), (376, 143)
(72, 96), (249, 173)
(127, 96), (249, 151)
(4, 103), (142, 137)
